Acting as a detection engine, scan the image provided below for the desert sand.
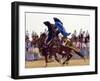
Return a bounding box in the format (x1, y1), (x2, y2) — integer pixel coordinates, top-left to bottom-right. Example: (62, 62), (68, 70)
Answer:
(25, 58), (89, 68)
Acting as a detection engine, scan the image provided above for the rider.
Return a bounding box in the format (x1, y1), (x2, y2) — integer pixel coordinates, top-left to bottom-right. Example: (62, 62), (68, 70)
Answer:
(43, 21), (54, 44)
(53, 17), (71, 38)
(43, 21), (60, 45)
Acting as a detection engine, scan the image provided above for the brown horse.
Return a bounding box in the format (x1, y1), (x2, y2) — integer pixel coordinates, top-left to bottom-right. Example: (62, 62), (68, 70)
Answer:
(38, 33), (73, 66)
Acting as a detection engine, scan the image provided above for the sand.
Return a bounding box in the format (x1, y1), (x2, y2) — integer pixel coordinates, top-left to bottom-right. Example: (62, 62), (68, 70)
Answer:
(25, 58), (89, 68)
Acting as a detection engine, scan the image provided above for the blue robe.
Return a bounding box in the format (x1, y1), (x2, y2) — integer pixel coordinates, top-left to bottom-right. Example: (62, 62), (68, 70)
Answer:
(55, 21), (71, 37)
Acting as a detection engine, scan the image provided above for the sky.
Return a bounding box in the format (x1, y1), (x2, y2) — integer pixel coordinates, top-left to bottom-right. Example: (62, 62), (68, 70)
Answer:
(26, 12), (90, 39)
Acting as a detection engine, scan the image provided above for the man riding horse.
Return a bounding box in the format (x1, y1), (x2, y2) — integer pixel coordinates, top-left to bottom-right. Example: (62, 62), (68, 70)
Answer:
(44, 18), (71, 44)
(43, 21), (60, 45)
(53, 17), (71, 37)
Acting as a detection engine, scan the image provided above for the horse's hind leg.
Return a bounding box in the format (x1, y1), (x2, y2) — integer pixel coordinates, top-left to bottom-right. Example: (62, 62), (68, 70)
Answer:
(48, 53), (54, 62)
(62, 54), (72, 65)
(54, 54), (60, 63)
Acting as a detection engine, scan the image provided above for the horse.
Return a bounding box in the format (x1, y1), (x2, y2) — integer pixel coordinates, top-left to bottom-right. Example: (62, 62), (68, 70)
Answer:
(43, 22), (73, 65)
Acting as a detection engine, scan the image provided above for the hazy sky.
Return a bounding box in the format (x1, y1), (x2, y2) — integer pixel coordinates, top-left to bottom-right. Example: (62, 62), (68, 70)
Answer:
(26, 12), (90, 39)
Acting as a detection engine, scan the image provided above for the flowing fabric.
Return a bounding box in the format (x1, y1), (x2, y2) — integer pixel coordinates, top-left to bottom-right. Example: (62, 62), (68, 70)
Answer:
(55, 21), (71, 37)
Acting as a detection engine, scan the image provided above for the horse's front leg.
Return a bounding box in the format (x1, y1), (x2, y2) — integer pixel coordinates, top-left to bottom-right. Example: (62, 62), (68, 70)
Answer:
(44, 54), (48, 67)
(42, 50), (48, 67)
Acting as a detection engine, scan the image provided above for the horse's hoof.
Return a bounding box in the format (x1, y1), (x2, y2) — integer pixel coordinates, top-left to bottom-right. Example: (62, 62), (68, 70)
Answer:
(62, 63), (64, 66)
(83, 58), (86, 62)
(45, 65), (47, 67)
(44, 64), (47, 67)
(62, 62), (65, 65)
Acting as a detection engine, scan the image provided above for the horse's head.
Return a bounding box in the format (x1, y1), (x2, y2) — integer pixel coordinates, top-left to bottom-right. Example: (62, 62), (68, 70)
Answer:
(38, 33), (47, 48)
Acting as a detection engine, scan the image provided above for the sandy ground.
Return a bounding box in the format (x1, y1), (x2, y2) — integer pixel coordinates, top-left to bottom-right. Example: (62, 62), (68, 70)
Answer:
(25, 58), (89, 68)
